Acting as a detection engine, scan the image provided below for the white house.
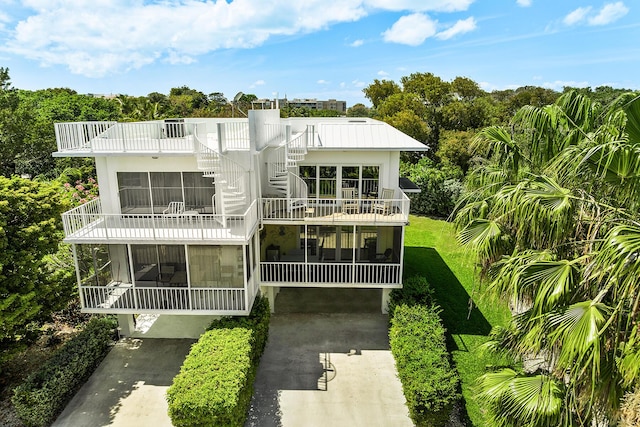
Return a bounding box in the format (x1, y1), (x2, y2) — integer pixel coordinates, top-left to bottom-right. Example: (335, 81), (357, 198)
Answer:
(54, 109), (426, 335)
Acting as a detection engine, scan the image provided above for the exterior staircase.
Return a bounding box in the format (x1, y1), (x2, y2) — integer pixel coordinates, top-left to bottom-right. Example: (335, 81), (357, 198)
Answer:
(196, 143), (248, 224)
(267, 128), (309, 209)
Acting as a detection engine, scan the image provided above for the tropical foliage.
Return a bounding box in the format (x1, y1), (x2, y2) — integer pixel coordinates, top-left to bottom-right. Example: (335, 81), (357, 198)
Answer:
(0, 176), (73, 343)
(454, 90), (640, 424)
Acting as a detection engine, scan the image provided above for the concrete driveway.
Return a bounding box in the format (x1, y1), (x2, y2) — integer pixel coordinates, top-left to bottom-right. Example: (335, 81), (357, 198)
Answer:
(53, 288), (411, 427)
(52, 338), (194, 427)
(246, 288), (412, 427)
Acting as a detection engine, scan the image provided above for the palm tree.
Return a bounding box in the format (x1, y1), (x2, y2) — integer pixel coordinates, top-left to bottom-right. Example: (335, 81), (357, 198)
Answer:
(456, 91), (640, 425)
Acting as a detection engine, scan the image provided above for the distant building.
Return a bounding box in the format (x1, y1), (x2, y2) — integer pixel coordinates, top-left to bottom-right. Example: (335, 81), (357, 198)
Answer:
(87, 93), (119, 99)
(285, 98), (347, 114)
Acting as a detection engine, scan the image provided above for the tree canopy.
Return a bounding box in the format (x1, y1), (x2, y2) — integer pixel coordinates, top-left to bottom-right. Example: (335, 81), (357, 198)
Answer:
(0, 176), (72, 343)
(455, 90), (640, 425)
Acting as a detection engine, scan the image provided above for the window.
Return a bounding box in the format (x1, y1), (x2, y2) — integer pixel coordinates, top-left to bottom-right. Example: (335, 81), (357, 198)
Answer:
(298, 165), (379, 199)
(117, 172), (214, 214)
(299, 166), (316, 198)
(341, 166), (360, 196)
(150, 172), (182, 213)
(131, 245), (186, 287)
(117, 172), (150, 213)
(319, 166), (337, 198)
(183, 172), (215, 213)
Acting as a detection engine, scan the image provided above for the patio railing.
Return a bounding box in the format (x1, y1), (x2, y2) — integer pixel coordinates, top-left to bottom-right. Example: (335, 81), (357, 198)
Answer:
(80, 285), (249, 314)
(261, 193), (410, 224)
(259, 262), (401, 285)
(79, 266), (259, 314)
(62, 198), (258, 242)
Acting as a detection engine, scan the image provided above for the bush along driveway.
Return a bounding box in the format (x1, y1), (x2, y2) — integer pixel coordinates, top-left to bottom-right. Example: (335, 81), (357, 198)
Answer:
(167, 296), (270, 427)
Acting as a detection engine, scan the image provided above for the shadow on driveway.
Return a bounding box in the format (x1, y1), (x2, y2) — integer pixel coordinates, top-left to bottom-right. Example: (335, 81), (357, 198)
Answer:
(53, 338), (194, 427)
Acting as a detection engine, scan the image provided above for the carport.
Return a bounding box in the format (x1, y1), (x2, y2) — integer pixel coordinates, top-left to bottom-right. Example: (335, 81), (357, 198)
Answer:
(246, 287), (412, 427)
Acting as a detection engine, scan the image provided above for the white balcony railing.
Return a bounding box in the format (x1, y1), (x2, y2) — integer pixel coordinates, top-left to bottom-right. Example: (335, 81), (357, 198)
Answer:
(80, 285), (249, 314)
(261, 193), (410, 224)
(55, 121), (207, 153)
(219, 122), (251, 151)
(260, 262), (401, 285)
(79, 264), (260, 314)
(62, 198), (258, 242)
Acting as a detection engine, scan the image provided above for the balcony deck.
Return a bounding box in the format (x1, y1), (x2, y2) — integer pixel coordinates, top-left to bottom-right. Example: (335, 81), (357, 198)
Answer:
(262, 195), (410, 225)
(63, 199), (258, 243)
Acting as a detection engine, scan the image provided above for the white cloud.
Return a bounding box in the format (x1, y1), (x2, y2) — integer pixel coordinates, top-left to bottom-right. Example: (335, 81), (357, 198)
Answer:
(436, 17), (476, 40)
(563, 2), (628, 27)
(516, 0), (532, 6)
(588, 2), (628, 25)
(2, 1), (479, 77)
(365, 0), (474, 12)
(382, 13), (437, 46)
(352, 79), (366, 88)
(340, 82), (346, 88)
(317, 79), (330, 84)
(249, 79), (265, 88)
(377, 70), (389, 76)
(564, 7), (592, 25)
(350, 39), (364, 47)
(542, 80), (589, 90)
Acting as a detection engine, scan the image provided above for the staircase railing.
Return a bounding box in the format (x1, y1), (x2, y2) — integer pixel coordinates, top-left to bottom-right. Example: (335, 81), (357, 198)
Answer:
(289, 171), (308, 201)
(195, 137), (249, 225)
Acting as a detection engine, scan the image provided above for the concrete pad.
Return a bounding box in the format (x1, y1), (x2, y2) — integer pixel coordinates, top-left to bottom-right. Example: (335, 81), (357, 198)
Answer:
(130, 314), (219, 339)
(246, 313), (412, 427)
(53, 338), (194, 427)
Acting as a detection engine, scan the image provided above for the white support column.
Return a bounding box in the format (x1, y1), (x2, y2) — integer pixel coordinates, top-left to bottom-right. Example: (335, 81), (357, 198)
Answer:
(117, 314), (136, 337)
(399, 225), (406, 285)
(261, 286), (280, 313)
(381, 288), (392, 314)
(72, 244), (84, 308)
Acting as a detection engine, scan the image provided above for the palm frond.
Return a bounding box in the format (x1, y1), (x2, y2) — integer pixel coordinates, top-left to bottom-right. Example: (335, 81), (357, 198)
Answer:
(457, 218), (511, 266)
(478, 369), (566, 427)
(547, 300), (610, 374)
(616, 93), (640, 144)
(523, 256), (586, 314)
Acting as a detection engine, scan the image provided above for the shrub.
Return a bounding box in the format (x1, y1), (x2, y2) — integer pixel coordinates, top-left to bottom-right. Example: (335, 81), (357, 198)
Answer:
(390, 303), (460, 426)
(400, 157), (463, 218)
(12, 316), (117, 427)
(389, 275), (435, 318)
(167, 295), (270, 427)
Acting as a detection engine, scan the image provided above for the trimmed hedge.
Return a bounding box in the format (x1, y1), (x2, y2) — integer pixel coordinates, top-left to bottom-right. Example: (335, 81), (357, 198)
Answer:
(167, 295), (270, 427)
(12, 316), (117, 427)
(390, 276), (460, 427)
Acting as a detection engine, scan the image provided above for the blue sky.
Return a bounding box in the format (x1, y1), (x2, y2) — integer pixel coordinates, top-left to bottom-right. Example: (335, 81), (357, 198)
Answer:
(0, 0), (638, 107)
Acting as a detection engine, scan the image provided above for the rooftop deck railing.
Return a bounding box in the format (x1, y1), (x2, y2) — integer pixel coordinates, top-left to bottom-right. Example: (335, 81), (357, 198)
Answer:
(62, 198), (258, 243)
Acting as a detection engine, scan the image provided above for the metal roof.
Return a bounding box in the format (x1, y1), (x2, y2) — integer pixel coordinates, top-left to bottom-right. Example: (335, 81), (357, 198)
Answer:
(314, 120), (429, 151)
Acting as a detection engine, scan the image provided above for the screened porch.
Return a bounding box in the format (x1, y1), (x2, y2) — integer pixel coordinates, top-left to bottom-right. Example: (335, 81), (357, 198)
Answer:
(259, 224), (403, 286)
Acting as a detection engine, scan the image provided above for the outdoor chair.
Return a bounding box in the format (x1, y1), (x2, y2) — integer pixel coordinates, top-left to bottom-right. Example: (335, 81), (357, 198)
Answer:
(342, 187), (359, 214)
(375, 248), (393, 262)
(371, 188), (394, 215)
(162, 201), (185, 216)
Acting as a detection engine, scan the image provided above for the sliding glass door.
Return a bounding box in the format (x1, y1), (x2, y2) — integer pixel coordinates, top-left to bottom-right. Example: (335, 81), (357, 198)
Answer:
(117, 171), (214, 214)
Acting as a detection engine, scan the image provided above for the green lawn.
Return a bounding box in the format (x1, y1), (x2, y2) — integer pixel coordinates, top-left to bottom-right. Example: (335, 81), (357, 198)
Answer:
(403, 215), (510, 426)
